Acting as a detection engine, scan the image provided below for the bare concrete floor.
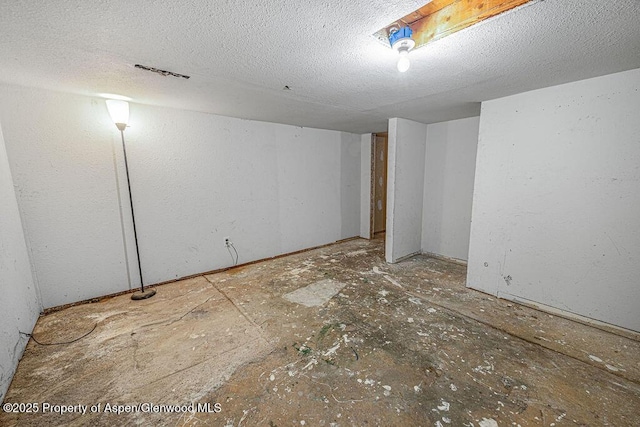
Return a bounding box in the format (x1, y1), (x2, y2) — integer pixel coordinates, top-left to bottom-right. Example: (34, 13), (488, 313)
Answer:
(2, 238), (639, 426)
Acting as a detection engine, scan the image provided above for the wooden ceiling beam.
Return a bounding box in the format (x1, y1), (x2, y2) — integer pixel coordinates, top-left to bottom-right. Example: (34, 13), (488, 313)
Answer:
(374, 0), (535, 49)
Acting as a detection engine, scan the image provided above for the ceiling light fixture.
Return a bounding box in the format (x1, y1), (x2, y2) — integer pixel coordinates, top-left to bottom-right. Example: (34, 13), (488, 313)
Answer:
(388, 26), (415, 73)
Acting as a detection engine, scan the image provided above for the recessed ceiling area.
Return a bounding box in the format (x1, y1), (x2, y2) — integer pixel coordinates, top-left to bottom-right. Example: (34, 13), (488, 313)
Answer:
(0, 0), (639, 133)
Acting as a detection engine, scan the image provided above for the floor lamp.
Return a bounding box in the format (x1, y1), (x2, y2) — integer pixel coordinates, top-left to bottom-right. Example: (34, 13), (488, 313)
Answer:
(106, 100), (156, 300)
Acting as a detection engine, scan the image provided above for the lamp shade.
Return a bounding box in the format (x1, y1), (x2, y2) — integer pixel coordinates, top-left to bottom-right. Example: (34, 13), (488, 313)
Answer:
(106, 100), (129, 127)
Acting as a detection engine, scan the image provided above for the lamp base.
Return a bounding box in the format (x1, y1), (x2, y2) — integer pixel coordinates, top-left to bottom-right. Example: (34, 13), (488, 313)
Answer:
(131, 288), (157, 300)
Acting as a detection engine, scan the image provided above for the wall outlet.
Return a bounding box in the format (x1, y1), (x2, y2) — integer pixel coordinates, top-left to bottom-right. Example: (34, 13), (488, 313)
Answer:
(224, 237), (231, 247)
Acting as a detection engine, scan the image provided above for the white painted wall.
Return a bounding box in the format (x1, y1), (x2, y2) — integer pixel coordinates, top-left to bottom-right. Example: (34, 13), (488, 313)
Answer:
(422, 117), (479, 261)
(341, 133), (362, 239)
(467, 68), (640, 332)
(386, 118), (427, 263)
(360, 133), (372, 239)
(0, 122), (40, 401)
(0, 86), (135, 308)
(0, 84), (362, 309)
(122, 104), (361, 285)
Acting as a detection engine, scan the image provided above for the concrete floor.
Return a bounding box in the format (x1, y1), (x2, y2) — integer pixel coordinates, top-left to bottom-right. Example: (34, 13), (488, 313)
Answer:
(2, 238), (639, 426)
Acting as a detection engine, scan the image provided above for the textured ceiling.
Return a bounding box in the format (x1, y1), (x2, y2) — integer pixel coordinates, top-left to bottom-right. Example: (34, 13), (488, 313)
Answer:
(1, 0), (639, 133)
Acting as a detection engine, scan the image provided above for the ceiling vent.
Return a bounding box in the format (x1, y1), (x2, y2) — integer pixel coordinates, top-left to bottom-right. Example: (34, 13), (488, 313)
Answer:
(134, 64), (190, 79)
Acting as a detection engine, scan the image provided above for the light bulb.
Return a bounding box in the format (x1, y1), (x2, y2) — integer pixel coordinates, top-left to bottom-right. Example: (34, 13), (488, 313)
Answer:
(397, 51), (410, 73)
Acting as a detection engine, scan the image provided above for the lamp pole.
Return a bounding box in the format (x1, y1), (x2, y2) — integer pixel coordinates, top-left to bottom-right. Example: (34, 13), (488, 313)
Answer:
(107, 99), (156, 300)
(117, 126), (156, 300)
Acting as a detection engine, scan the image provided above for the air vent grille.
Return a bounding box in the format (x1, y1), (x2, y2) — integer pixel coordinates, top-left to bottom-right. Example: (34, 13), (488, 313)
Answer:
(134, 64), (190, 79)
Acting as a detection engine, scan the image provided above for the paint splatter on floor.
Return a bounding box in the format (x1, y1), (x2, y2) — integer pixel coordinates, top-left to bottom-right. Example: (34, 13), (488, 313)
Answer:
(2, 238), (639, 426)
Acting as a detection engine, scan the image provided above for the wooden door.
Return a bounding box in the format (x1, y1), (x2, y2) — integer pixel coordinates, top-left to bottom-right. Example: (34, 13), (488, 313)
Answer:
(372, 133), (388, 234)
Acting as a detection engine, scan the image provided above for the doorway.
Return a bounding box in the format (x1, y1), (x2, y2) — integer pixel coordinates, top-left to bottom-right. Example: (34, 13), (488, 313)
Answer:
(371, 132), (388, 240)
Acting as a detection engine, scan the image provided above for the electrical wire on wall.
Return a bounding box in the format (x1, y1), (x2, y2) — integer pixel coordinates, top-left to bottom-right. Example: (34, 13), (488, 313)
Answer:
(227, 242), (239, 266)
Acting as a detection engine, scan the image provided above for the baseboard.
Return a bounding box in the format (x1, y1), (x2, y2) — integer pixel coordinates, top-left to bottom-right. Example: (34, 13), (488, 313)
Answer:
(497, 291), (640, 340)
(391, 251), (422, 263)
(42, 236), (362, 315)
(422, 250), (468, 266)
